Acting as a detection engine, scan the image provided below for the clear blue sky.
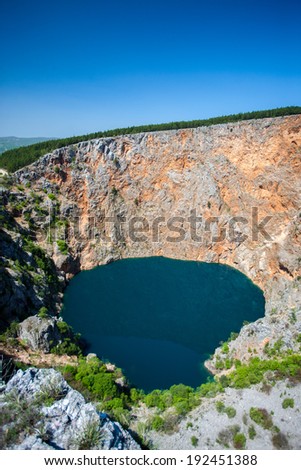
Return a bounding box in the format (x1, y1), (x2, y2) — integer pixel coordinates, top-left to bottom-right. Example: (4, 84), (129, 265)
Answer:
(1, 0), (300, 137)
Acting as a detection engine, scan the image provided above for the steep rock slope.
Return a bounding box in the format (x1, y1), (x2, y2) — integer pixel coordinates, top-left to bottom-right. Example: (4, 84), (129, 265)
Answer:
(0, 195), (63, 330)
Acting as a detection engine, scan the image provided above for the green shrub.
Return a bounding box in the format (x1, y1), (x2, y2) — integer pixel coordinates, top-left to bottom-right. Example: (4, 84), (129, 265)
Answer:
(225, 406), (236, 418)
(199, 380), (223, 398)
(225, 358), (233, 369)
(57, 320), (70, 335)
(228, 354), (301, 389)
(191, 435), (198, 447)
(50, 320), (83, 356)
(249, 407), (273, 430)
(109, 407), (131, 428)
(290, 309), (297, 324)
(228, 331), (239, 342)
(221, 342), (230, 354)
(160, 413), (180, 434)
(37, 307), (48, 318)
(51, 338), (82, 356)
(216, 401), (225, 413)
(233, 433), (246, 449)
(150, 415), (165, 432)
(248, 425), (256, 440)
(48, 193), (56, 201)
(0, 321), (20, 345)
(144, 390), (164, 409)
(22, 237), (59, 289)
(217, 425), (240, 448)
(57, 239), (68, 255)
(282, 398), (294, 409)
(143, 383), (200, 415)
(63, 358), (121, 402)
(130, 388), (142, 403)
(102, 397), (126, 412)
(215, 358), (225, 369)
(174, 400), (191, 416)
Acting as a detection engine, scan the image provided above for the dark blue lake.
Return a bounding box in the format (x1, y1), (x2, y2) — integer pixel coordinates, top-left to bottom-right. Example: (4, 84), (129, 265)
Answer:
(61, 257), (265, 392)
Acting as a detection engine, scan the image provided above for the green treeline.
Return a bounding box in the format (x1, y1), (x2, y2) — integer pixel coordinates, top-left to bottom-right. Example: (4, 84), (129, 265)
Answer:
(1, 106), (300, 173)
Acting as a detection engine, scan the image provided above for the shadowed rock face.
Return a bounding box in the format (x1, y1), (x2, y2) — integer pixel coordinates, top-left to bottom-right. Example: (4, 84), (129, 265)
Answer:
(13, 115), (301, 365)
(0, 215), (63, 329)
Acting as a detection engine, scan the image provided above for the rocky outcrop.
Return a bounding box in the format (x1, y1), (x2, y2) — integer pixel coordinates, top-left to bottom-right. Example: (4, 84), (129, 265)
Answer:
(18, 316), (62, 352)
(1, 368), (140, 450)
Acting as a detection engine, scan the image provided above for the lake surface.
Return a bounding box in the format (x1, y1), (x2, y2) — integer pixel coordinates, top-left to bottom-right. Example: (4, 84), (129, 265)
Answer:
(61, 257), (265, 392)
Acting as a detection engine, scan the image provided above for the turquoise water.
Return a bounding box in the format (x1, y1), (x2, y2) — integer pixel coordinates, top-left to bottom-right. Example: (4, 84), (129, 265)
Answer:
(61, 257), (265, 392)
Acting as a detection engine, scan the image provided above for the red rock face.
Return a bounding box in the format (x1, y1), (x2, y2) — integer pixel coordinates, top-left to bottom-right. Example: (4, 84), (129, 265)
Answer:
(15, 115), (301, 365)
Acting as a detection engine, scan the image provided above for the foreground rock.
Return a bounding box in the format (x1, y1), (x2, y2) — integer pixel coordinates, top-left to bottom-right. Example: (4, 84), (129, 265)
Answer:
(0, 368), (140, 450)
(147, 380), (301, 450)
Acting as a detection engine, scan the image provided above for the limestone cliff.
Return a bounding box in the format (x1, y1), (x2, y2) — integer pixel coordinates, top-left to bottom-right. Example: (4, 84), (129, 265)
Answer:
(12, 114), (301, 366)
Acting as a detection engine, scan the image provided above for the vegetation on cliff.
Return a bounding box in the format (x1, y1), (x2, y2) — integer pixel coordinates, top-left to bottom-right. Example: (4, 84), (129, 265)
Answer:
(0, 106), (300, 172)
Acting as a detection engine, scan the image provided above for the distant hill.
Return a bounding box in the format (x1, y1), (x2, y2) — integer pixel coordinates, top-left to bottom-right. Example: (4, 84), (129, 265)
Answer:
(0, 106), (300, 172)
(0, 136), (55, 154)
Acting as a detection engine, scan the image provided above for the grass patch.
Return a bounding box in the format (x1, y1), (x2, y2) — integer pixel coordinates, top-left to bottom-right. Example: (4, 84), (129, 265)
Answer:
(233, 432), (246, 450)
(282, 398), (294, 409)
(248, 425), (256, 440)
